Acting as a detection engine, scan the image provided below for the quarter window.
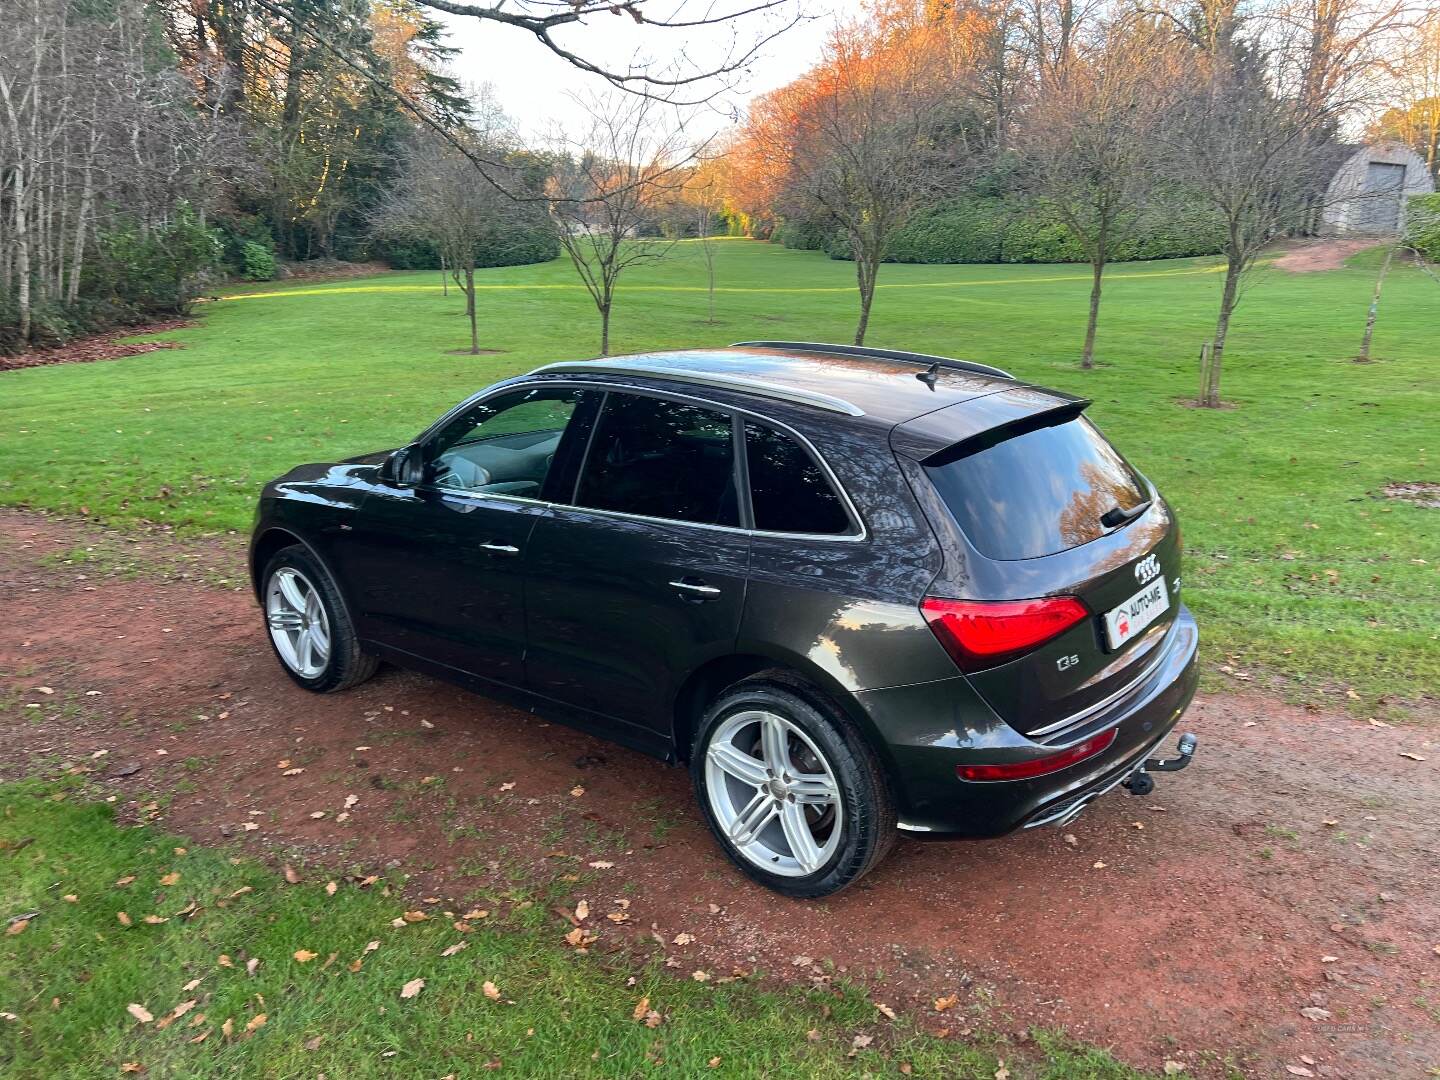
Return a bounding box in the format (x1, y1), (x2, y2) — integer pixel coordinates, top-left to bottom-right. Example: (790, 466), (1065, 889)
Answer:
(575, 394), (740, 526)
(744, 422), (852, 535)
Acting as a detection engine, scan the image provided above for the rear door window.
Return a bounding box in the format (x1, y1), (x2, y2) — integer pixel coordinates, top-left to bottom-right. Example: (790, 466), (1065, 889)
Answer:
(575, 393), (740, 527)
(924, 416), (1147, 560)
(744, 422), (853, 535)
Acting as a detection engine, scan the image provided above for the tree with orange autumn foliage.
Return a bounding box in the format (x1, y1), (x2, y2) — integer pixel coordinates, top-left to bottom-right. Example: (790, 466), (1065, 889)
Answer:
(738, 1), (985, 344)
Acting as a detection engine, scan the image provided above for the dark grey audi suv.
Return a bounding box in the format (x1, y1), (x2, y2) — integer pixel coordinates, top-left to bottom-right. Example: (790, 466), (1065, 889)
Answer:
(250, 342), (1199, 897)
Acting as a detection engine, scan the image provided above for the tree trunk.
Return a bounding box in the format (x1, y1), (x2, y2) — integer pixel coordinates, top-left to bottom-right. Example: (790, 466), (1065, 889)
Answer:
(1356, 245), (1394, 362)
(464, 265), (478, 354)
(12, 163), (31, 342)
(599, 300), (611, 356)
(1082, 250), (1104, 369)
(1206, 255), (1242, 408)
(853, 244), (878, 346)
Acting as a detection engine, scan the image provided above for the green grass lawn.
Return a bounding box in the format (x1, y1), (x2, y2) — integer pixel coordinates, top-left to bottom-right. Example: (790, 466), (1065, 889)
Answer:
(0, 777), (1139, 1078)
(0, 240), (1436, 712)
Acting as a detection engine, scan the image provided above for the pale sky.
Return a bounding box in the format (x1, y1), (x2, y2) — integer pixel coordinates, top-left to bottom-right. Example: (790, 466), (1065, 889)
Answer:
(433, 1), (868, 138)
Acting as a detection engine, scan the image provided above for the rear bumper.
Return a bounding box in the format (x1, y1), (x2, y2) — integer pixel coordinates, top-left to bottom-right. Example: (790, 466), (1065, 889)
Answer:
(856, 605), (1199, 837)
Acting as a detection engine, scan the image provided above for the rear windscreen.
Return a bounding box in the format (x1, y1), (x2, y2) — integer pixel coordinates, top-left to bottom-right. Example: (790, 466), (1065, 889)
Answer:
(923, 416), (1147, 560)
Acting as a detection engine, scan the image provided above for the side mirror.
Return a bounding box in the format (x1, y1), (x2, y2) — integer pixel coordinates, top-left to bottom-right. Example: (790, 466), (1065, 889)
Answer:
(382, 445), (426, 487)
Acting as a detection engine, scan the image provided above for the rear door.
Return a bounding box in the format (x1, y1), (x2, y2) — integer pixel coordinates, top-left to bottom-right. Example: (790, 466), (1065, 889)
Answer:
(902, 400), (1183, 738)
(522, 390), (751, 744)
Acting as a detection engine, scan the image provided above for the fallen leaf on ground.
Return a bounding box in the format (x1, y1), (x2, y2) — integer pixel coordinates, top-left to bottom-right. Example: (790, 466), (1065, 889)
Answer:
(159, 872), (180, 887)
(343, 794), (359, 809)
(570, 786), (585, 797)
(1398, 752), (1426, 761)
(1285, 1067), (1316, 1077)
(400, 978), (425, 1000)
(142, 915), (167, 925)
(244, 1014), (266, 1034)
(589, 861), (614, 869)
(5, 920), (28, 936)
(673, 933), (694, 946)
(575, 900), (589, 921)
(852, 1034), (873, 1049)
(500, 782), (515, 791)
(1092, 861), (1107, 869)
(1299, 1007), (1331, 1021)
(1163, 1062), (1186, 1075)
(325, 881), (337, 896)
(120, 1063), (144, 1073)
(126, 1004), (153, 1024)
(632, 996), (650, 1021)
(293, 950), (317, 963)
(117, 912), (132, 927)
(934, 993), (958, 1012)
(283, 865), (300, 884)
(875, 1002), (897, 1020)
(440, 941), (468, 957)
(115, 876), (136, 887)
(282, 768), (304, 776)
(483, 981), (501, 1001)
(692, 971), (710, 982)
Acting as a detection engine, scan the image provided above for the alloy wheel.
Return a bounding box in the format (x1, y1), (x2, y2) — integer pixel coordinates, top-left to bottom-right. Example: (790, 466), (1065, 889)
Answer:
(265, 566), (331, 678)
(704, 709), (843, 877)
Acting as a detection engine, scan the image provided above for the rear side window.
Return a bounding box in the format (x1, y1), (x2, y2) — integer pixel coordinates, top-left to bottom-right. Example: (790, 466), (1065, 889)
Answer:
(924, 416), (1147, 560)
(575, 393), (740, 527)
(744, 422), (852, 535)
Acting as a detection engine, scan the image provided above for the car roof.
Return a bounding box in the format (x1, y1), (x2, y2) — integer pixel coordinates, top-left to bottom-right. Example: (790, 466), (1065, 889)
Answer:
(528, 345), (1028, 426)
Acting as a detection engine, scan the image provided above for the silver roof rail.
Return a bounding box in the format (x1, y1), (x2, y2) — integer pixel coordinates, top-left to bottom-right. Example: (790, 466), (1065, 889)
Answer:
(527, 360), (867, 417)
(732, 340), (1015, 381)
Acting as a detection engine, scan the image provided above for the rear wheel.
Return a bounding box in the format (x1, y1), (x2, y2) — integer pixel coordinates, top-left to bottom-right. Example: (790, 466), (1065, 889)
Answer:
(691, 677), (895, 898)
(261, 545), (376, 693)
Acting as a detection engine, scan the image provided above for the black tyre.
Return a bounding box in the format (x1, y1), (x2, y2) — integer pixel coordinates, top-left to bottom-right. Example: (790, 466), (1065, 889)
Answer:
(691, 675), (896, 898)
(260, 545), (377, 694)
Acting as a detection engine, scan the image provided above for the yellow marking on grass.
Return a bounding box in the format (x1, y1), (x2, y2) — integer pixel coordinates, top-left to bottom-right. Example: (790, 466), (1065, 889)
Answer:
(220, 261), (1226, 302)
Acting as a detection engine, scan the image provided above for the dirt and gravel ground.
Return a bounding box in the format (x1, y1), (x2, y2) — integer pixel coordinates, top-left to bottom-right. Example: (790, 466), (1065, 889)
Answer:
(1270, 239), (1381, 273)
(1, 509), (1436, 1079)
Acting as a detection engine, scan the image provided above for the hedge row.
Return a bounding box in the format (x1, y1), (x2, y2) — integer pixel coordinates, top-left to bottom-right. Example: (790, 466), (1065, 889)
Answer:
(776, 194), (1228, 265)
(1405, 193), (1440, 261)
(374, 220), (560, 272)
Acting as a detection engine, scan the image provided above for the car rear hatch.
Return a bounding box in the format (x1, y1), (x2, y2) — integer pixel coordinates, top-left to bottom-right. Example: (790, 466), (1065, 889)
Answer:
(893, 388), (1183, 741)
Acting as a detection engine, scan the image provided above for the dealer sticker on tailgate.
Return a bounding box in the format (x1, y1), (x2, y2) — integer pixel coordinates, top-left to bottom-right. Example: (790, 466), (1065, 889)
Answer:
(1104, 576), (1170, 649)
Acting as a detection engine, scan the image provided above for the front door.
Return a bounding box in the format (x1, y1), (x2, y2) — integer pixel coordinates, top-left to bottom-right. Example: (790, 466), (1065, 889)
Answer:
(523, 390), (751, 744)
(345, 386), (599, 687)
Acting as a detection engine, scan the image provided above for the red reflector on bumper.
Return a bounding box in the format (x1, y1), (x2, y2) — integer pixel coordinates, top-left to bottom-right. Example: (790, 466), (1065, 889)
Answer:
(957, 728), (1118, 782)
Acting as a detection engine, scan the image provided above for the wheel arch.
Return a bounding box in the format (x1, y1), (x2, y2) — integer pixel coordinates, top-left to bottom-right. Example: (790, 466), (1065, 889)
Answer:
(670, 649), (899, 785)
(249, 527), (359, 635)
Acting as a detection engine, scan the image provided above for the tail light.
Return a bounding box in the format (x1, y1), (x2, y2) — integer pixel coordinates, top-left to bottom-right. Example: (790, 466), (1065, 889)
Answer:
(957, 728), (1117, 782)
(921, 595), (1089, 672)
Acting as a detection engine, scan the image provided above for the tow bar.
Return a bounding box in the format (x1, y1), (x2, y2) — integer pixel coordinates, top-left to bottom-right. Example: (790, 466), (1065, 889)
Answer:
(1121, 732), (1197, 797)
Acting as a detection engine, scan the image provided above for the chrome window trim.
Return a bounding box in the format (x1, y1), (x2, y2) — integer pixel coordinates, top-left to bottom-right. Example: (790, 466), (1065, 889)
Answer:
(527, 361), (867, 418)
(418, 377), (868, 543)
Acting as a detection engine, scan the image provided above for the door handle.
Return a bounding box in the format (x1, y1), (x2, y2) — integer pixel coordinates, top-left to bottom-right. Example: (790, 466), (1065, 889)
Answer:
(669, 579), (721, 598)
(480, 542), (520, 556)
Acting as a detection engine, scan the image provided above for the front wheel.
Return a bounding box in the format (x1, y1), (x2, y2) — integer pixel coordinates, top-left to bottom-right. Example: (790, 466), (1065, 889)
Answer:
(691, 678), (896, 898)
(261, 545), (377, 693)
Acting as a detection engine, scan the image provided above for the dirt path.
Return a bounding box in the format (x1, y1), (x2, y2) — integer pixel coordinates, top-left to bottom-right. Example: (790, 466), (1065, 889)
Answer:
(2, 510), (1436, 1079)
(1270, 239), (1381, 273)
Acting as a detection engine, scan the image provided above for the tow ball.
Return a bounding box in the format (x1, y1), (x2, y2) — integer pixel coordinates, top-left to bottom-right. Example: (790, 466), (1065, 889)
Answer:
(1121, 732), (1197, 797)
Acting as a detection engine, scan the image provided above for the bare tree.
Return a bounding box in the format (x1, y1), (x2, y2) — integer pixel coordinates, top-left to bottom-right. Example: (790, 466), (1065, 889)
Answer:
(1158, 47), (1334, 406)
(414, 0), (804, 104)
(547, 92), (694, 355)
(1, 0), (246, 347)
(1018, 22), (1169, 368)
(752, 12), (974, 344)
(374, 103), (536, 355)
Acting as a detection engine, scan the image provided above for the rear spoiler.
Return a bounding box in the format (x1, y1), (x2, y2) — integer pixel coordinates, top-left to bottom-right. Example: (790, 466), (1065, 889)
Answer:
(891, 389), (1090, 463)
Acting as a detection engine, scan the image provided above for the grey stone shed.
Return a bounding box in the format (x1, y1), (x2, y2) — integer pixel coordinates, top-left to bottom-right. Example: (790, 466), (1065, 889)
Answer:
(1320, 141), (1435, 236)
